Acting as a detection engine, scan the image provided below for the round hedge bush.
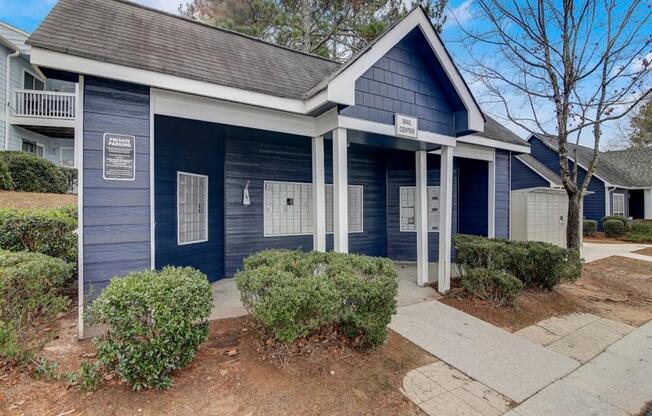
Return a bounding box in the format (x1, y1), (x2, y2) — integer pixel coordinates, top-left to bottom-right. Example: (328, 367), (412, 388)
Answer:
(235, 250), (398, 348)
(91, 267), (213, 390)
(583, 220), (597, 237)
(461, 267), (523, 306)
(0, 151), (68, 194)
(603, 219), (626, 238)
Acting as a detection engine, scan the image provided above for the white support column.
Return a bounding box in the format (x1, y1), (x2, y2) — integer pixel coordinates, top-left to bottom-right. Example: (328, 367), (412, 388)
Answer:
(644, 189), (652, 220)
(438, 145), (454, 294)
(312, 136), (326, 251)
(332, 128), (348, 253)
(487, 152), (496, 238)
(415, 150), (429, 287)
(75, 76), (85, 339)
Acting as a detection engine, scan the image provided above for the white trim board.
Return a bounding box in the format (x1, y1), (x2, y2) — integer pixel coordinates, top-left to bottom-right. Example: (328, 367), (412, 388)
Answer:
(458, 134), (530, 154)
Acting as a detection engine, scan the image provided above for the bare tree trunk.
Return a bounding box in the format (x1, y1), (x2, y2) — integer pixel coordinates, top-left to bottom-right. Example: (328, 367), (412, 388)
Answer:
(566, 192), (582, 250)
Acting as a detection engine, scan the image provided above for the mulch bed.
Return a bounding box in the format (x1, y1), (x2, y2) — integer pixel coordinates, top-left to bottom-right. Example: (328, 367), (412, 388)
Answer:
(441, 255), (652, 331)
(1, 315), (435, 416)
(633, 247), (652, 257)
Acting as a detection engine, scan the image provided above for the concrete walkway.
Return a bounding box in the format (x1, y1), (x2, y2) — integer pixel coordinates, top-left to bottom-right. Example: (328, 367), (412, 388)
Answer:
(581, 242), (652, 263)
(390, 300), (580, 403)
(508, 320), (652, 416)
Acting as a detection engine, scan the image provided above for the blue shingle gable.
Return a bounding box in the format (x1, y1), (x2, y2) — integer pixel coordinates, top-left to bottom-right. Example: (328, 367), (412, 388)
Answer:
(339, 28), (466, 136)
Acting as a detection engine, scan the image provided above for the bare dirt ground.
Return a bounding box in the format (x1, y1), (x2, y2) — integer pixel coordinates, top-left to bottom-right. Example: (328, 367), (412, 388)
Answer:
(0, 191), (77, 209)
(1, 313), (435, 416)
(441, 255), (652, 331)
(634, 247), (652, 257)
(584, 233), (631, 244)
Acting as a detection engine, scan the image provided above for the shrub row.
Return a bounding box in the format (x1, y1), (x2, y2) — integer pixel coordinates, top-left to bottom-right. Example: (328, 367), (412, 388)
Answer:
(623, 221), (652, 243)
(91, 267), (213, 390)
(235, 250), (398, 348)
(454, 235), (582, 290)
(0, 250), (74, 362)
(0, 207), (77, 263)
(0, 151), (75, 194)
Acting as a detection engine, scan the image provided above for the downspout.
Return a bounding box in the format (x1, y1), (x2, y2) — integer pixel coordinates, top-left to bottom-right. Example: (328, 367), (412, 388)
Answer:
(605, 185), (617, 216)
(4, 48), (19, 150)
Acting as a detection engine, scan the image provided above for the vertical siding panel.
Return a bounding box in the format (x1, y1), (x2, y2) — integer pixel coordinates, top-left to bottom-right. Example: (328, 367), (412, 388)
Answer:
(82, 77), (150, 298)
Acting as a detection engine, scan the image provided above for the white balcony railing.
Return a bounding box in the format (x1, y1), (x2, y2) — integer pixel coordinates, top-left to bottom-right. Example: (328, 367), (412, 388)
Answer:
(13, 89), (76, 120)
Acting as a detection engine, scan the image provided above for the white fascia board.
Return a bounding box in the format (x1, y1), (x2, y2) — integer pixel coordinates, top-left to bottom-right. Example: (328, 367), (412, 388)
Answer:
(430, 142), (495, 161)
(325, 8), (484, 132)
(458, 134), (530, 153)
(8, 115), (76, 129)
(152, 89), (318, 137)
(338, 116), (457, 147)
(30, 47), (315, 115)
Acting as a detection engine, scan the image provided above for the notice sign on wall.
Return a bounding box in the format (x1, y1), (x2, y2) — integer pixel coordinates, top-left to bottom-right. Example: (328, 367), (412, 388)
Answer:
(395, 114), (418, 139)
(103, 133), (136, 181)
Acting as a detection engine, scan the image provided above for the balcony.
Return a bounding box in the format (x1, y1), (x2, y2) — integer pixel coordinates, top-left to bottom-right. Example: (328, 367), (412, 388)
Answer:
(9, 89), (77, 137)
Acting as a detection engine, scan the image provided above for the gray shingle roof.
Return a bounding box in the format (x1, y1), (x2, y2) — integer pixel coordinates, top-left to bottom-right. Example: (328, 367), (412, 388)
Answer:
(27, 0), (340, 99)
(477, 116), (528, 147)
(515, 154), (562, 186)
(28, 0), (529, 149)
(536, 135), (652, 188)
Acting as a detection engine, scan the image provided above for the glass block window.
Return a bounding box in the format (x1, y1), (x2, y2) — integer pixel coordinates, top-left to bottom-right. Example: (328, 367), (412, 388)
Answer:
(612, 193), (625, 217)
(399, 186), (440, 232)
(264, 181), (363, 236)
(177, 172), (208, 245)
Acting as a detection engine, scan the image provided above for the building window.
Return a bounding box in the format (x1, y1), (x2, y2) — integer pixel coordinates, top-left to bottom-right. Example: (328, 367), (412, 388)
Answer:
(399, 186), (440, 232)
(177, 172), (208, 245)
(263, 181), (363, 237)
(21, 139), (44, 157)
(612, 193), (625, 217)
(60, 147), (74, 167)
(23, 71), (45, 90)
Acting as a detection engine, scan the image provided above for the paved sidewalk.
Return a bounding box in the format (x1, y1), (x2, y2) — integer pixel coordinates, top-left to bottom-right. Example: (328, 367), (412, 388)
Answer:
(390, 301), (580, 403)
(508, 320), (652, 416)
(581, 242), (652, 263)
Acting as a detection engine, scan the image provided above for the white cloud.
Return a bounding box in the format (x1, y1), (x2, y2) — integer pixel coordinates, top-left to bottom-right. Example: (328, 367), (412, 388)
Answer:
(133, 0), (183, 14)
(446, 0), (474, 28)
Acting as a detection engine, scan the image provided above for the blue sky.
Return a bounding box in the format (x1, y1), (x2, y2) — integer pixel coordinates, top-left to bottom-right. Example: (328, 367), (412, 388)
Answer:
(1, 0), (644, 148)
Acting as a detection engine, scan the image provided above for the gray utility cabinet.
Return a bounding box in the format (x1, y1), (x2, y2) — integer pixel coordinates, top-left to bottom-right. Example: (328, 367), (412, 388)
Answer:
(510, 187), (571, 248)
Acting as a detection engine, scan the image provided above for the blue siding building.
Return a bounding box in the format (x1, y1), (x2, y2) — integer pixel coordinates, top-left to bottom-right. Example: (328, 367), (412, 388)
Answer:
(515, 135), (652, 230)
(27, 0), (533, 337)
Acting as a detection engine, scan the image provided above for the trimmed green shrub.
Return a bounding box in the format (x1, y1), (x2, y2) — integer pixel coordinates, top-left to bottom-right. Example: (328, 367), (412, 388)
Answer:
(462, 268), (523, 306)
(454, 235), (582, 290)
(583, 220), (597, 236)
(59, 167), (78, 193)
(631, 221), (652, 234)
(0, 151), (68, 193)
(603, 219), (626, 238)
(0, 250), (73, 326)
(0, 207), (77, 263)
(0, 158), (13, 190)
(623, 221), (652, 243)
(601, 215), (628, 229)
(236, 250), (398, 348)
(91, 266), (213, 390)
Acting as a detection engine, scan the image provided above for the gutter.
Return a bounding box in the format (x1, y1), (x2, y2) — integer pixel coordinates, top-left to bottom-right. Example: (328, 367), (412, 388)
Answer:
(4, 47), (19, 150)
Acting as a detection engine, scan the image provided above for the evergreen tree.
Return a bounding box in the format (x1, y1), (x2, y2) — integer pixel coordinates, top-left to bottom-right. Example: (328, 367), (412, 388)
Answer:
(628, 98), (652, 148)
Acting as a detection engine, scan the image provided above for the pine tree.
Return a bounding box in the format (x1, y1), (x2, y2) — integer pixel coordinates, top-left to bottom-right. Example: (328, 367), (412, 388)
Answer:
(628, 98), (652, 148)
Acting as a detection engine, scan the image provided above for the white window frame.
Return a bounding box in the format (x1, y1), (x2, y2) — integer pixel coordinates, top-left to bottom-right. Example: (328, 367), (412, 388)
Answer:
(23, 69), (46, 90)
(399, 185), (440, 233)
(21, 139), (45, 157)
(262, 180), (364, 237)
(60, 146), (75, 167)
(612, 193), (625, 217)
(176, 171), (209, 246)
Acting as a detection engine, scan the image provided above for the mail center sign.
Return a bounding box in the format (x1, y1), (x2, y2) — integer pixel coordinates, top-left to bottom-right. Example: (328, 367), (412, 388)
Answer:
(103, 133), (136, 181)
(395, 114), (418, 139)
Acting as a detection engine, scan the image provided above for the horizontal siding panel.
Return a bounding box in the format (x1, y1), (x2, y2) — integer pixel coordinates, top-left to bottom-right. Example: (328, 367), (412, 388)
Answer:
(84, 259), (151, 283)
(84, 242), (150, 263)
(84, 168), (150, 188)
(83, 206), (150, 226)
(83, 149), (150, 172)
(83, 189), (149, 207)
(84, 224), (150, 245)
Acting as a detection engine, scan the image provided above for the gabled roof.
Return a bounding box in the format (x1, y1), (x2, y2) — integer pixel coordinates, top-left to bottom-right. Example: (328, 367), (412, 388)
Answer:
(0, 21), (29, 53)
(28, 0), (340, 99)
(532, 135), (652, 188)
(477, 116), (528, 147)
(515, 154), (561, 186)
